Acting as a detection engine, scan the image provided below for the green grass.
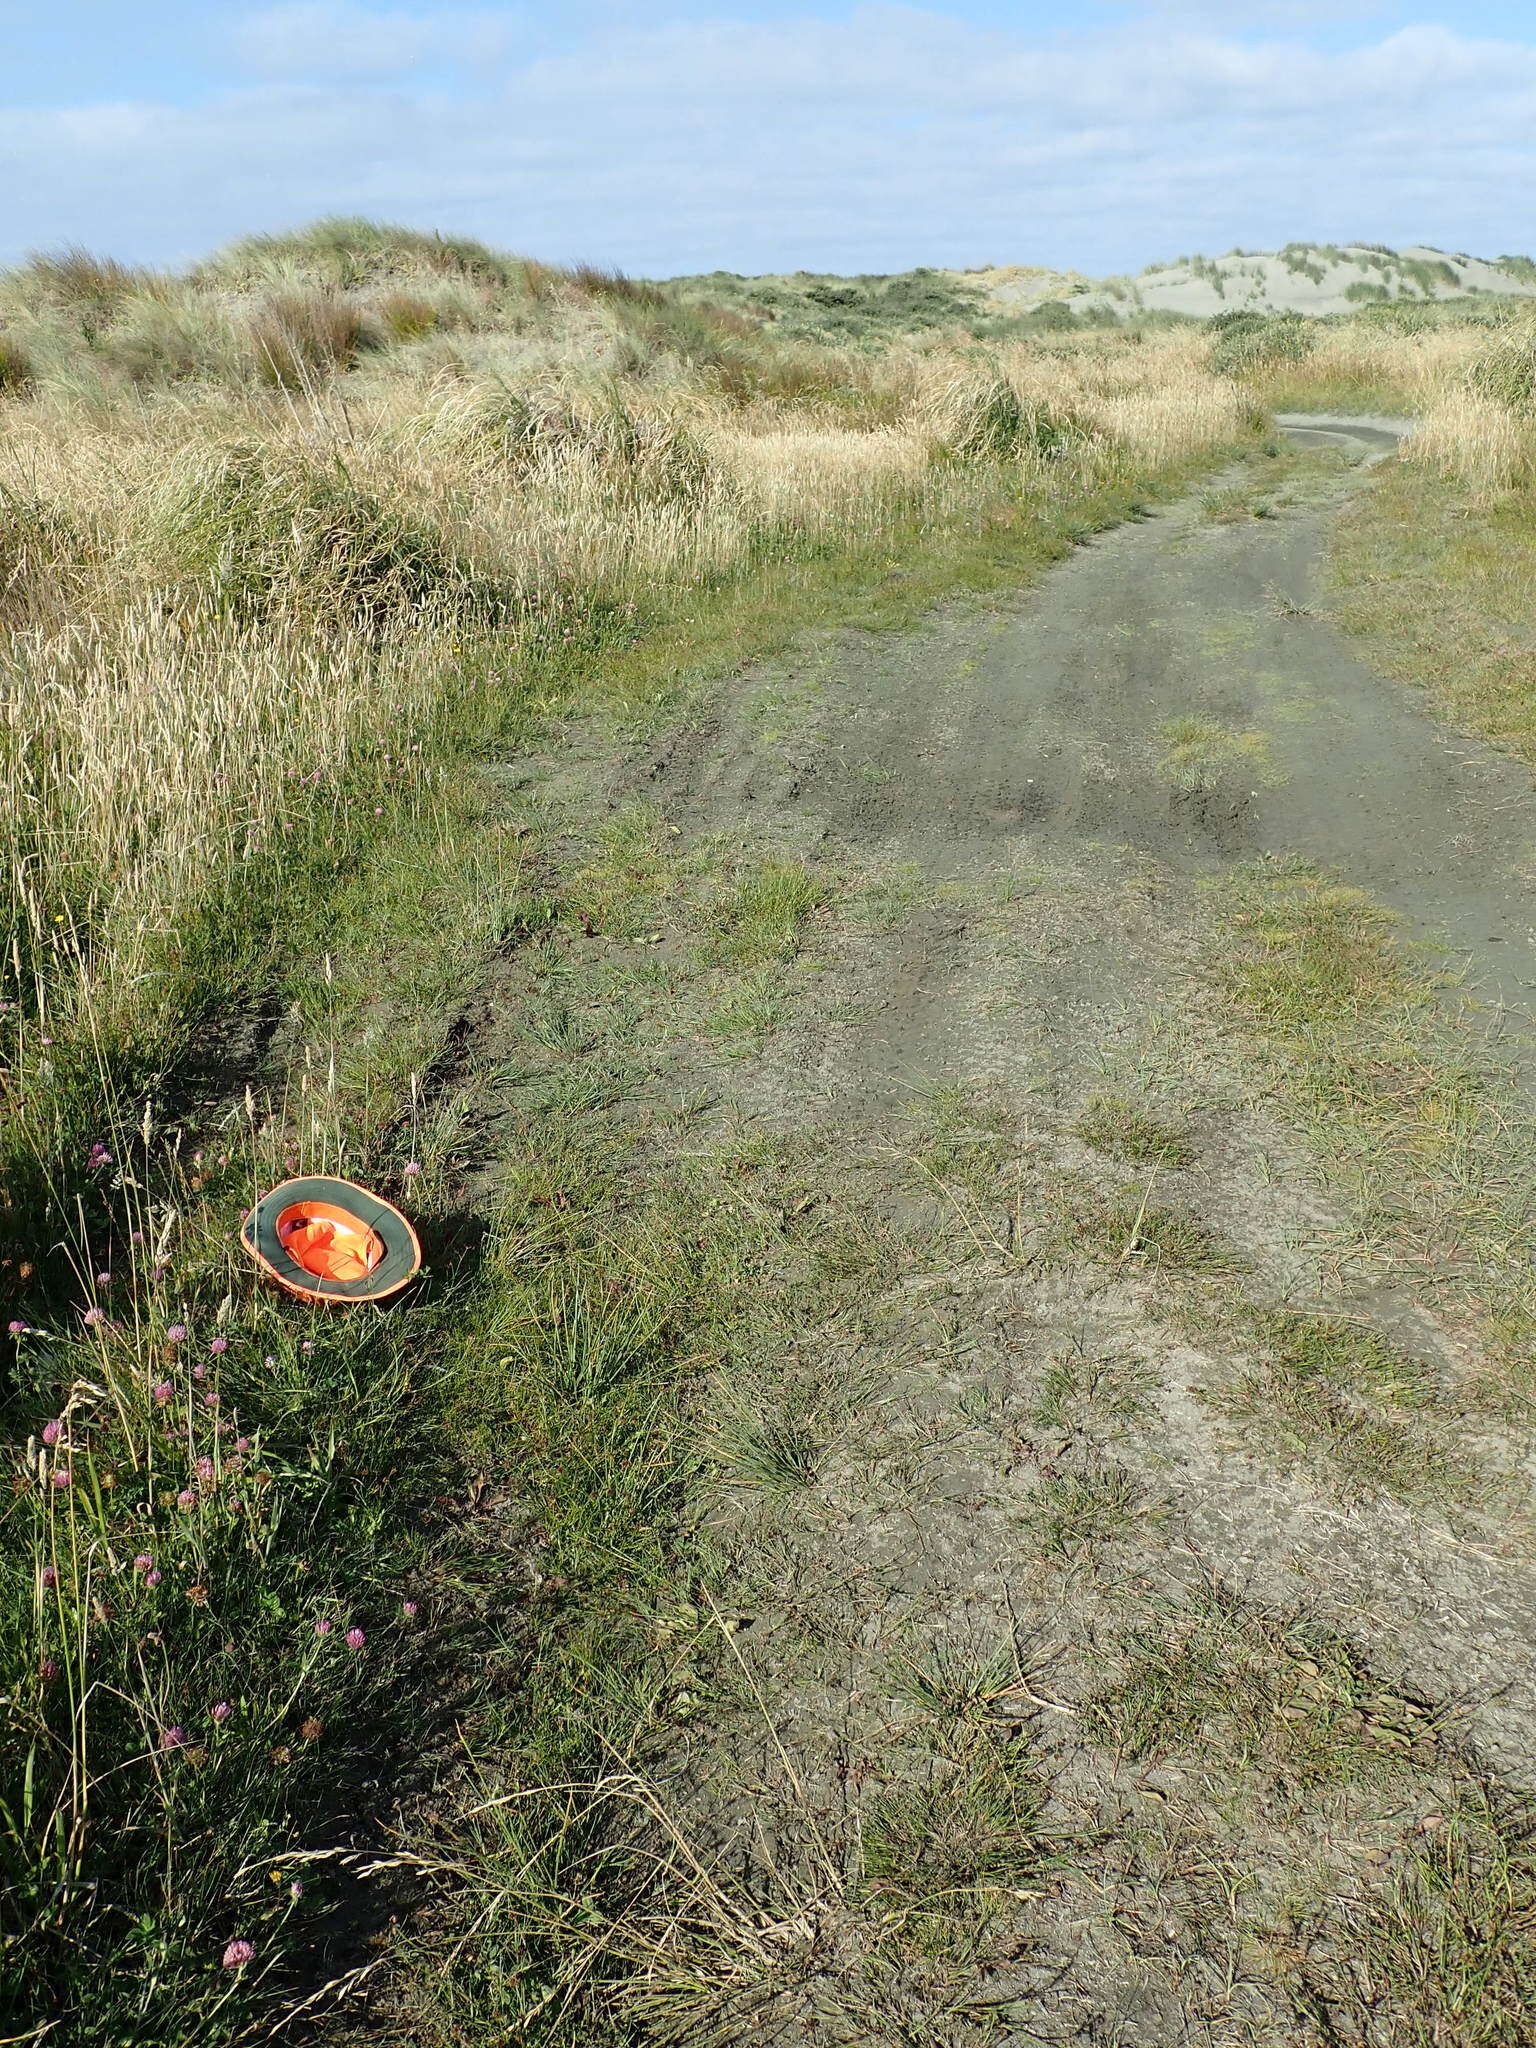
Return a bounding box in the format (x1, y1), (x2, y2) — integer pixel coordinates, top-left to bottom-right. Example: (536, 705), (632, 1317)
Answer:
(1074, 1093), (1193, 1167)
(1291, 1800), (1536, 2045)
(1331, 458), (1536, 770)
(862, 1736), (1055, 1938)
(1086, 1582), (1440, 1789)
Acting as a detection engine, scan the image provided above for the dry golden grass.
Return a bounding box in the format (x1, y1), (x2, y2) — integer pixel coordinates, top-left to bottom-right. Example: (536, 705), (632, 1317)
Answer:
(0, 281), (1259, 1064)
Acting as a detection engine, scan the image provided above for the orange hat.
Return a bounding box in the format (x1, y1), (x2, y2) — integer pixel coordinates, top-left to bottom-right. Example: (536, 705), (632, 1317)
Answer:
(241, 1176), (421, 1305)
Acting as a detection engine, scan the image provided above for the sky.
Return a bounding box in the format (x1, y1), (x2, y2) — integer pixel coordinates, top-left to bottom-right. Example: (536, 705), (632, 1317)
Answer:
(1, 1), (1532, 276)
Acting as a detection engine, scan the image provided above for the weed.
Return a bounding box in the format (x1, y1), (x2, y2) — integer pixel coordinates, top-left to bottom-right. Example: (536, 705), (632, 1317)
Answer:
(1021, 1465), (1143, 1556)
(1292, 1799), (1536, 2044)
(1075, 1093), (1192, 1166)
(863, 1738), (1053, 1930)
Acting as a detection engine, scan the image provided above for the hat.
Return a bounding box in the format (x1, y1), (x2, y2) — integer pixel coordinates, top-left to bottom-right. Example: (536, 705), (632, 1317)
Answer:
(241, 1176), (421, 1304)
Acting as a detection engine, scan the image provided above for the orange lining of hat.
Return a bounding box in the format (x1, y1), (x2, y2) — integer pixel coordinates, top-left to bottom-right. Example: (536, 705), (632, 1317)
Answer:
(276, 1201), (386, 1283)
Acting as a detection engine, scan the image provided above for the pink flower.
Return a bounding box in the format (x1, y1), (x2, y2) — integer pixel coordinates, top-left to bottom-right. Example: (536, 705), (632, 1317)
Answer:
(234, 1437), (251, 1454)
(7, 1319), (26, 1335)
(195, 1457), (215, 1482)
(41, 1564), (58, 1587)
(209, 1336), (228, 1356)
(41, 1419), (62, 1446)
(402, 1600), (418, 1619)
(202, 1391), (219, 1408)
(87, 1143), (111, 1170)
(51, 1468), (71, 1490)
(221, 1939), (255, 1970)
(166, 1325), (186, 1345)
(38, 1657), (59, 1682)
(95, 1272), (111, 1288)
(176, 1488), (197, 1510)
(81, 1306), (105, 1328)
(192, 1363), (206, 1383)
(301, 1340), (315, 1355)
(403, 1160), (422, 1179)
(133, 1553), (153, 1572)
(144, 1569), (162, 1588)
(211, 1700), (233, 1724)
(345, 1627), (366, 1650)
(152, 1381), (173, 1404)
(313, 1619), (332, 1637)
(289, 1879), (303, 1901)
(161, 1724), (186, 1750)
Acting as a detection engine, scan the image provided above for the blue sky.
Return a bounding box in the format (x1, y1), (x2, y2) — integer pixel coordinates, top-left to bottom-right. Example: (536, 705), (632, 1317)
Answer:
(2, 2), (1532, 274)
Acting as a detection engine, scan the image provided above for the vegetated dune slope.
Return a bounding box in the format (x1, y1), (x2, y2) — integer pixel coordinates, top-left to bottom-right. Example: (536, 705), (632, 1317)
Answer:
(668, 242), (1536, 343)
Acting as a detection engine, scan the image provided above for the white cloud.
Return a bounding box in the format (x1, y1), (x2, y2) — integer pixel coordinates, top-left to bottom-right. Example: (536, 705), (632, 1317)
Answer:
(233, 3), (514, 78)
(2, 8), (1534, 274)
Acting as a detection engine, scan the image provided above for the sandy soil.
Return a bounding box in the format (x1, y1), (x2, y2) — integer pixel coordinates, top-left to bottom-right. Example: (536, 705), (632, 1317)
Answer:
(486, 426), (1536, 2040)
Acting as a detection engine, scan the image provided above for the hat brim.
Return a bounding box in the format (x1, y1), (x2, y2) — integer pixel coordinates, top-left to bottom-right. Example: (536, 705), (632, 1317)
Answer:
(241, 1176), (422, 1304)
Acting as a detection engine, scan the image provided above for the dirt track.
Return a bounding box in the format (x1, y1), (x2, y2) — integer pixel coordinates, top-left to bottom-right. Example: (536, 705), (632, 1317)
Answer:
(643, 416), (1535, 1070)
(509, 427), (1536, 2040)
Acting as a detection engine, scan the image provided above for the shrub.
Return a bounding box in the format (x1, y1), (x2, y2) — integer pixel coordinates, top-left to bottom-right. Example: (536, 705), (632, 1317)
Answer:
(0, 332), (32, 394)
(1207, 311), (1317, 375)
(925, 367), (1080, 461)
(157, 443), (490, 629)
(1468, 329), (1536, 414)
(249, 290), (377, 388)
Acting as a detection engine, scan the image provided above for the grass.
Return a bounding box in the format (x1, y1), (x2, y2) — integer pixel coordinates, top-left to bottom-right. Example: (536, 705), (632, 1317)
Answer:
(1, 208), (1265, 2026)
(1332, 453), (1536, 762)
(1074, 1093), (1192, 1166)
(1086, 1581), (1439, 1788)
(861, 1736), (1055, 1937)
(6, 222), (1531, 2039)
(1291, 1800), (1536, 2045)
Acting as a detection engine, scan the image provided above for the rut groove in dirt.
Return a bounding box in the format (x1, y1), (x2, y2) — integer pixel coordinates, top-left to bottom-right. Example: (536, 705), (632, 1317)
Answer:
(640, 415), (1535, 1078)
